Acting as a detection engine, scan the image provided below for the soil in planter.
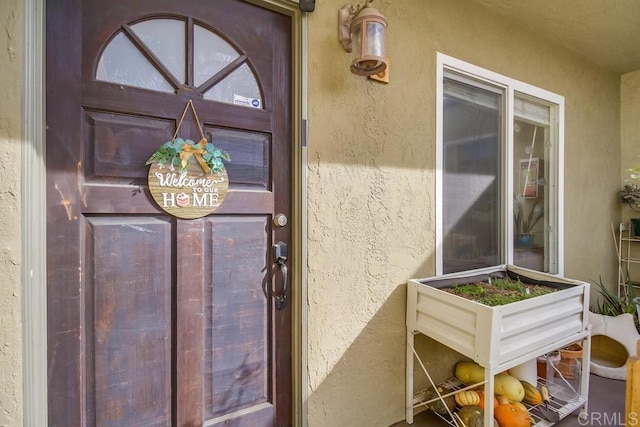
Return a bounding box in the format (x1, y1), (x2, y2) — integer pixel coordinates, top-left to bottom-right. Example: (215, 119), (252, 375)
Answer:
(443, 277), (558, 306)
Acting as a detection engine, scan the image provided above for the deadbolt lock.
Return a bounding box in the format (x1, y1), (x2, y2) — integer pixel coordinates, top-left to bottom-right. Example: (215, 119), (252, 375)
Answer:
(274, 213), (288, 227)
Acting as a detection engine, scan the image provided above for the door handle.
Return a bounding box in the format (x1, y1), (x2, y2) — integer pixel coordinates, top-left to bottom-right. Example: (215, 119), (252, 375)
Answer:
(273, 242), (288, 310)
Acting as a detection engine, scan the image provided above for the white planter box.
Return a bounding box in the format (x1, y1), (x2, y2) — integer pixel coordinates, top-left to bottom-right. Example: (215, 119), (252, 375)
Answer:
(407, 264), (590, 371)
(405, 265), (591, 425)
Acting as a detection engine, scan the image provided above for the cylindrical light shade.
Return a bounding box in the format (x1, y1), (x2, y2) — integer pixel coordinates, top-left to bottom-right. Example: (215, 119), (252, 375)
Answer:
(350, 6), (388, 76)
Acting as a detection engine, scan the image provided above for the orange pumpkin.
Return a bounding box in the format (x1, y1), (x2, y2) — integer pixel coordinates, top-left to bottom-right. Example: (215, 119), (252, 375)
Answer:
(511, 401), (528, 412)
(496, 395), (511, 406)
(476, 391), (498, 410)
(494, 403), (531, 427)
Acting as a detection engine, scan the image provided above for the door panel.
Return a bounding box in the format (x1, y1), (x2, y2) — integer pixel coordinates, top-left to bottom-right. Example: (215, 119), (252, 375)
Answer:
(46, 0), (292, 425)
(87, 217), (173, 426)
(85, 112), (174, 181)
(205, 217), (270, 419)
(210, 129), (271, 190)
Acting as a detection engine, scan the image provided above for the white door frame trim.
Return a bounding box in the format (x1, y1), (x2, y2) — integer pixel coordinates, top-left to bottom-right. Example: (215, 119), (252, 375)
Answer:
(22, 0), (47, 425)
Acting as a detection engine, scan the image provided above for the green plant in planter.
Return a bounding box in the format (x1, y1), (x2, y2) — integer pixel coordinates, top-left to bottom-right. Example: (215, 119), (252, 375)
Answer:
(590, 277), (640, 333)
(514, 196), (543, 246)
(621, 184), (640, 211)
(446, 277), (556, 306)
(621, 166), (640, 212)
(620, 165), (640, 236)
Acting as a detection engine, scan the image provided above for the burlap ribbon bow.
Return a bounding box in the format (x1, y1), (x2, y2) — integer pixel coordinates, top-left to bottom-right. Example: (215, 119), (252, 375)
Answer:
(180, 137), (211, 174)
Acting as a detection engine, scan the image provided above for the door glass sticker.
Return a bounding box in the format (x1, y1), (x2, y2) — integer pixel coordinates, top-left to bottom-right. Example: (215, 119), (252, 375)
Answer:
(203, 63), (261, 108)
(131, 19), (186, 84)
(96, 32), (174, 93)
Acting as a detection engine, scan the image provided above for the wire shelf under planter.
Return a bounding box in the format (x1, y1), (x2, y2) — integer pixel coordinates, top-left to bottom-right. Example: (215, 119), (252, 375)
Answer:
(415, 377), (586, 427)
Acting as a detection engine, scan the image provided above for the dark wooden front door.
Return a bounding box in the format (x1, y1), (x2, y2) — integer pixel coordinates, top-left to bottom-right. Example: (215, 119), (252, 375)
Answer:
(46, 1), (292, 425)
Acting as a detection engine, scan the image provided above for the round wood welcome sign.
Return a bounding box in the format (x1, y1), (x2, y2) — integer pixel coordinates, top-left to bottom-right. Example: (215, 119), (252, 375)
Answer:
(147, 137), (230, 219)
(146, 103), (231, 219)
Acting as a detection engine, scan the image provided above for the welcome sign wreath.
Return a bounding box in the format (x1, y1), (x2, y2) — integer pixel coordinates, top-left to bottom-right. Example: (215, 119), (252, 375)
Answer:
(146, 100), (230, 219)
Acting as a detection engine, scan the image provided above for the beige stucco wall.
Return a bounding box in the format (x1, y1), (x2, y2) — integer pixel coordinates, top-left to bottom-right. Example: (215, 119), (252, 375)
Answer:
(0, 0), (23, 425)
(2, 0), (628, 425)
(622, 70), (640, 222)
(306, 0), (620, 425)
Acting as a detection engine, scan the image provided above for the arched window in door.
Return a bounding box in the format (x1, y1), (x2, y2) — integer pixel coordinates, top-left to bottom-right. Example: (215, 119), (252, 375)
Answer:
(96, 18), (263, 108)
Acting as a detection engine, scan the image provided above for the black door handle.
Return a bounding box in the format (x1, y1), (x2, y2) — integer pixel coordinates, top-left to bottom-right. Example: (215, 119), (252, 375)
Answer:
(274, 242), (288, 310)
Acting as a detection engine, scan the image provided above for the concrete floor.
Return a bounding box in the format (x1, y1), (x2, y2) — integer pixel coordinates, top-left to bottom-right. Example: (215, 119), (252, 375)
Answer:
(391, 373), (626, 427)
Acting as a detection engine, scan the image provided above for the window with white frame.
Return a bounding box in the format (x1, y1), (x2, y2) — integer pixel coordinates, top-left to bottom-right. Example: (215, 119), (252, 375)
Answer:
(436, 53), (564, 275)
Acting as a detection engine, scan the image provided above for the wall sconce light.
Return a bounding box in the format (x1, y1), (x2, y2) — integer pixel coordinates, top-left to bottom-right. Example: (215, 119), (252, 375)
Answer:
(339, 0), (388, 77)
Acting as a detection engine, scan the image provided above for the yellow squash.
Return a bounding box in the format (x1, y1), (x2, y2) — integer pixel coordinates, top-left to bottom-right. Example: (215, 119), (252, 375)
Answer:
(494, 374), (525, 402)
(455, 361), (485, 385)
(520, 381), (542, 405)
(455, 390), (480, 407)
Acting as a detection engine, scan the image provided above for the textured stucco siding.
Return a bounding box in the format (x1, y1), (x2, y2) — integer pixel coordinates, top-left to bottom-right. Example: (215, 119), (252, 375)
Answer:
(1, 0), (630, 426)
(0, 0), (23, 425)
(306, 0), (620, 425)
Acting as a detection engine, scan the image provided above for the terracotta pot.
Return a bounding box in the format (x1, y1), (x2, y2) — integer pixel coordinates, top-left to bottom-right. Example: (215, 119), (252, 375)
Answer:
(560, 342), (583, 359)
(557, 342), (583, 379)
